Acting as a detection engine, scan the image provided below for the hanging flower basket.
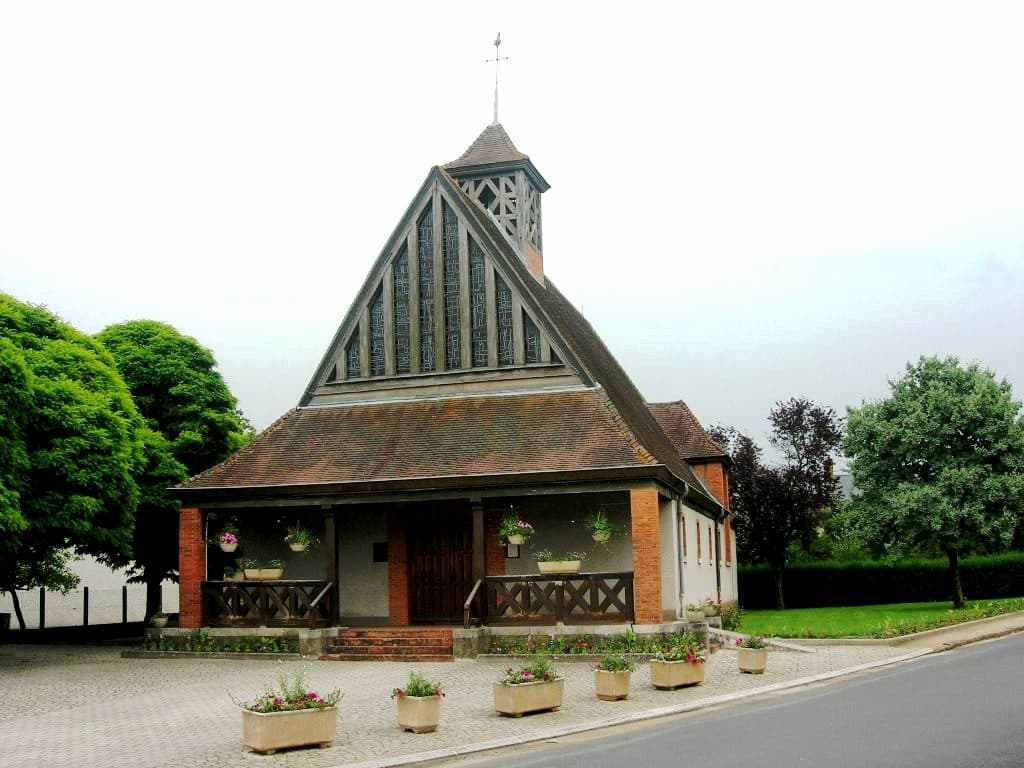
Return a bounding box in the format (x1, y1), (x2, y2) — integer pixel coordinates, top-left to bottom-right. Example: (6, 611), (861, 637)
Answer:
(218, 532), (239, 552)
(499, 515), (535, 545)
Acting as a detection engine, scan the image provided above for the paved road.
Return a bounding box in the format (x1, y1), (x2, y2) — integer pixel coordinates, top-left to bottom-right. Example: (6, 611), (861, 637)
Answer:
(452, 633), (1024, 768)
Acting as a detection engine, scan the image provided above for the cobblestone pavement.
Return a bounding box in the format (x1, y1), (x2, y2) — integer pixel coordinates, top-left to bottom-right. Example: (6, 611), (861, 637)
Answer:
(0, 643), (917, 768)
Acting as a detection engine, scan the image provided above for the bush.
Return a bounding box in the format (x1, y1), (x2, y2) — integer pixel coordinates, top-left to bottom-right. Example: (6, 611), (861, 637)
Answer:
(738, 552), (1024, 609)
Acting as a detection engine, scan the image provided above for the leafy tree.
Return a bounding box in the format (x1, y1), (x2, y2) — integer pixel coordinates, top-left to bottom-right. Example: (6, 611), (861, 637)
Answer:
(712, 398), (843, 609)
(96, 320), (253, 476)
(0, 294), (144, 629)
(96, 320), (252, 617)
(845, 356), (1024, 608)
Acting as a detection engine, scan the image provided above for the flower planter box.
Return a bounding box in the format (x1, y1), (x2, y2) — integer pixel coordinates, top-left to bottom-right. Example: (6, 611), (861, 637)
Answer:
(649, 659), (705, 689)
(150, 616), (168, 628)
(395, 695), (442, 733)
(242, 707), (337, 754)
(257, 568), (284, 580)
(493, 679), (564, 716)
(536, 560), (582, 574)
(738, 647), (768, 674)
(594, 669), (631, 701)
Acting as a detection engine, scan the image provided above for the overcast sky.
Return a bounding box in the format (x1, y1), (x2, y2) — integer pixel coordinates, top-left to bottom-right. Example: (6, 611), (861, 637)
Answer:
(2, 2), (1022, 459)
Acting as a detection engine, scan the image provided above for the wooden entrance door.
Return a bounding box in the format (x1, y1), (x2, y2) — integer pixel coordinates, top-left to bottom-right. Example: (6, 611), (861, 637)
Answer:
(408, 506), (473, 624)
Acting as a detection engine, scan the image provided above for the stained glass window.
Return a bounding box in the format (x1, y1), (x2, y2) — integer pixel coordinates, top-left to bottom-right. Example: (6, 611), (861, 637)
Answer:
(496, 276), (514, 366)
(524, 312), (541, 364)
(369, 289), (385, 377)
(469, 238), (487, 367)
(346, 335), (361, 379)
(417, 206), (435, 372)
(442, 203), (461, 369)
(393, 246), (410, 375)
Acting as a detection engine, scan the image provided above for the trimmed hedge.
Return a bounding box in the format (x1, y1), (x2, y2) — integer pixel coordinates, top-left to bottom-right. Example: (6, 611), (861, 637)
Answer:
(738, 552), (1024, 609)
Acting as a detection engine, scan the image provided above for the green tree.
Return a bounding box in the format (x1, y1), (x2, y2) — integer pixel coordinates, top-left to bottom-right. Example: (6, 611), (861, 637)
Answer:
(845, 356), (1024, 608)
(96, 320), (253, 476)
(96, 320), (252, 617)
(712, 398), (844, 609)
(0, 294), (145, 629)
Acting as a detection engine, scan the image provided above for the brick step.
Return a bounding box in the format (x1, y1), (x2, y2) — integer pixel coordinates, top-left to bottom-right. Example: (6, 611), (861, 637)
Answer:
(321, 653), (454, 663)
(332, 636), (454, 648)
(336, 629), (453, 640)
(325, 643), (453, 656)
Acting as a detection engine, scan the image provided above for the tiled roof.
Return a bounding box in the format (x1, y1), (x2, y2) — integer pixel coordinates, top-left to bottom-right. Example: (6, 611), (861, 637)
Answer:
(445, 124), (528, 169)
(647, 401), (727, 461)
(180, 390), (659, 490)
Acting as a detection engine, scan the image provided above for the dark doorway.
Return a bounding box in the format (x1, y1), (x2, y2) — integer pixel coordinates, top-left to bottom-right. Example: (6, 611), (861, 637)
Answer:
(408, 504), (473, 624)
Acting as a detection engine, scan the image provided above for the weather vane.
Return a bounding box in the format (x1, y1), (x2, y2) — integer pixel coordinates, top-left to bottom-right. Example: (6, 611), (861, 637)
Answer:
(486, 32), (509, 126)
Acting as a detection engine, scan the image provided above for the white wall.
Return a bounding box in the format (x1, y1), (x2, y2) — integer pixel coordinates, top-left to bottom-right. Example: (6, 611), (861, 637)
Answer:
(660, 495), (680, 619)
(336, 506), (389, 619)
(679, 503), (722, 607)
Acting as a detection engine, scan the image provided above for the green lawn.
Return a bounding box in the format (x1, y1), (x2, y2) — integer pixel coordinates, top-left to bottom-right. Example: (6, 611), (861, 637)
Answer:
(740, 597), (1024, 639)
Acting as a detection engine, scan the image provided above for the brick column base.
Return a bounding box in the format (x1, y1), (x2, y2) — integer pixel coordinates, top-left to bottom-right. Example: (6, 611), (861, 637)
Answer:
(178, 506), (205, 629)
(629, 488), (663, 624)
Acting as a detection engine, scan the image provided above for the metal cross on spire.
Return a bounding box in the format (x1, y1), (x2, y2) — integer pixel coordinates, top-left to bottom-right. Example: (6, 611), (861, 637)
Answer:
(486, 32), (509, 126)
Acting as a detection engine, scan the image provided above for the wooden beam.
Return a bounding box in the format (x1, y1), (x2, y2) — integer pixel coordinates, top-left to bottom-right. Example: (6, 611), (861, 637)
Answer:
(383, 264), (395, 376)
(459, 221), (471, 369)
(324, 510), (338, 625)
(485, 261), (498, 368)
(407, 230), (421, 375)
(471, 499), (485, 585)
(358, 306), (370, 378)
(512, 295), (525, 366)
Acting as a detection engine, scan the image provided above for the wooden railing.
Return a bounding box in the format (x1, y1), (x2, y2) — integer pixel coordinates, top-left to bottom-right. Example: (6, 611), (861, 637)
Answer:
(484, 571), (634, 626)
(463, 579), (483, 629)
(201, 581), (333, 629)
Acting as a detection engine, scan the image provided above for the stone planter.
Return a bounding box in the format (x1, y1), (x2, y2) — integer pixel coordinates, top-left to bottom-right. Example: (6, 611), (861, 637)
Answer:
(649, 659), (705, 689)
(219, 542), (238, 553)
(150, 616), (168, 628)
(591, 531), (611, 543)
(685, 610), (705, 623)
(594, 669), (631, 701)
(537, 560), (582, 574)
(395, 695), (442, 733)
(288, 543), (307, 553)
(493, 679), (564, 716)
(242, 707), (337, 754)
(243, 568), (260, 580)
(738, 647), (768, 674)
(257, 568), (284, 580)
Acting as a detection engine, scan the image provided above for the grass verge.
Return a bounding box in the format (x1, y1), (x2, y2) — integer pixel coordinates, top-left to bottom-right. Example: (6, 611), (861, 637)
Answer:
(740, 597), (1024, 639)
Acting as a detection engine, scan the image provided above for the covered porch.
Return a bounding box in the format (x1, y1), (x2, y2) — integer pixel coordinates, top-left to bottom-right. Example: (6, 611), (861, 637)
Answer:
(180, 481), (695, 631)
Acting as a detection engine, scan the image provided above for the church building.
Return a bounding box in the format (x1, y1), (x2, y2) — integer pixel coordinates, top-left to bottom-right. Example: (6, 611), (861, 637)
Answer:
(173, 122), (736, 647)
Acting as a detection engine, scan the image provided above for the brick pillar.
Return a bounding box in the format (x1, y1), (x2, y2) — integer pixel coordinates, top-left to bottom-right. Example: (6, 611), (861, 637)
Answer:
(388, 511), (410, 626)
(630, 487), (663, 624)
(178, 506), (205, 629)
(485, 505), (507, 576)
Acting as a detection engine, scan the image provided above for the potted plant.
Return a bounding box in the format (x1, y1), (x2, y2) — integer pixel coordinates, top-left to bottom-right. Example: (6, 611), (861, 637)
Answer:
(584, 511), (625, 543)
(260, 559), (285, 580)
(493, 658), (564, 716)
(684, 601), (706, 622)
(150, 611), (168, 628)
(649, 634), (706, 689)
(238, 670), (342, 754)
(499, 514), (535, 545)
(532, 549), (587, 574)
(224, 563), (243, 582)
(701, 598), (720, 617)
(593, 654), (635, 701)
(240, 558), (260, 580)
(285, 523), (320, 553)
(736, 635), (769, 674)
(391, 671), (444, 733)
(218, 530), (239, 553)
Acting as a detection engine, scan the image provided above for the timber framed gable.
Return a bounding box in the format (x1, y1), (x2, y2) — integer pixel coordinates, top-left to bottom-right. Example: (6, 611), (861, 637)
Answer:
(302, 168), (589, 408)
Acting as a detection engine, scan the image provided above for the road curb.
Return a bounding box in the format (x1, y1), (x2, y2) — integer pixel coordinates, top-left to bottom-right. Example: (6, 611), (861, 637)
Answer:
(332, 648), (932, 768)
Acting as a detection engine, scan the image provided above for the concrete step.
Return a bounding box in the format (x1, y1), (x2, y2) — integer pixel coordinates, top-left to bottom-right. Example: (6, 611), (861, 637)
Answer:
(332, 636), (454, 648)
(325, 643), (453, 656)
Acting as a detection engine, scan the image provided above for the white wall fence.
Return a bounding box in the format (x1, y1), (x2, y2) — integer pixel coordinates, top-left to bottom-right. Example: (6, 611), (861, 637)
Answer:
(0, 582), (180, 630)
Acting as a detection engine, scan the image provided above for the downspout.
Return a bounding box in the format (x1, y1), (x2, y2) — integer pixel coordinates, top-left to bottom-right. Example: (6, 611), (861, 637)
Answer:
(677, 484), (690, 615)
(714, 506), (723, 605)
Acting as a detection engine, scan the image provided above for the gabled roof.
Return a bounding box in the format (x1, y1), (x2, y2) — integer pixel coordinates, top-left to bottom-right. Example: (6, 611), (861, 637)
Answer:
(177, 389), (659, 491)
(176, 131), (724, 516)
(647, 401), (728, 462)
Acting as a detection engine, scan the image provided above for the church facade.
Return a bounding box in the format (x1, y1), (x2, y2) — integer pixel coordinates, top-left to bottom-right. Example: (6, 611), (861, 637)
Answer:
(173, 124), (737, 632)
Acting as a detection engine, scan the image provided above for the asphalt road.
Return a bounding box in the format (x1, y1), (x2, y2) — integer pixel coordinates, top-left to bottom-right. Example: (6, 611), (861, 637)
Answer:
(453, 633), (1024, 768)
